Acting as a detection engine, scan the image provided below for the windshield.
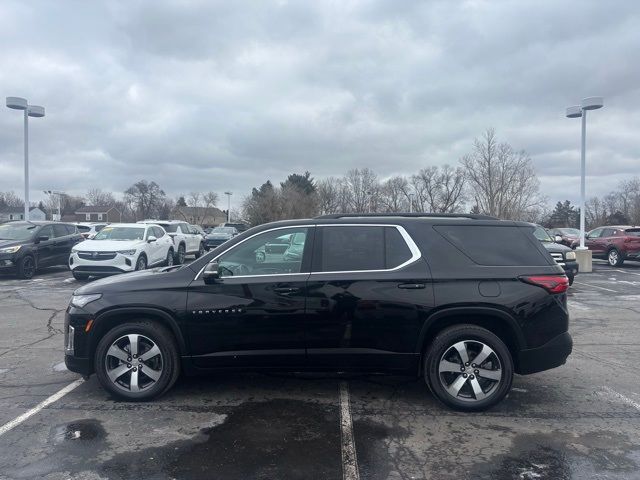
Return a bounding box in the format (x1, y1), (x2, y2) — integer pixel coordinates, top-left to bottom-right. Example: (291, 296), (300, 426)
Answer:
(558, 228), (579, 235)
(533, 227), (553, 242)
(0, 223), (38, 241)
(93, 227), (145, 241)
(211, 227), (235, 234)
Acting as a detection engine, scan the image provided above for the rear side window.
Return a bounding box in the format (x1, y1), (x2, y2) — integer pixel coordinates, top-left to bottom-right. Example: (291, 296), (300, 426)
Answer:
(625, 229), (640, 237)
(434, 225), (549, 266)
(53, 224), (68, 238)
(319, 226), (414, 272)
(64, 225), (77, 235)
(76, 225), (90, 233)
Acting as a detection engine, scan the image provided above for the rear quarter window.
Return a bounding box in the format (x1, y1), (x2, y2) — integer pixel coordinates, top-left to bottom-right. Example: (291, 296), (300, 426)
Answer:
(433, 225), (550, 266)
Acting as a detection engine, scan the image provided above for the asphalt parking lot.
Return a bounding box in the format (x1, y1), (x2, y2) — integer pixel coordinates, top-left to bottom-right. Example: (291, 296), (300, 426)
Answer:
(0, 262), (639, 480)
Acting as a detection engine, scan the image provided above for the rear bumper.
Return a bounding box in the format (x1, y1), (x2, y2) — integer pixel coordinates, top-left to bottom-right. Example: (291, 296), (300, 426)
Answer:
(517, 331), (573, 375)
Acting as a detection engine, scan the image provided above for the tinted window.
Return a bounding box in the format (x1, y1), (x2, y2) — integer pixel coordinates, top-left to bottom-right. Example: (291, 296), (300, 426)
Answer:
(76, 225), (90, 233)
(588, 229), (602, 238)
(321, 226), (385, 272)
(625, 229), (640, 237)
(385, 227), (412, 268)
(434, 225), (548, 266)
(154, 227), (165, 238)
(95, 225), (106, 232)
(53, 224), (69, 237)
(39, 225), (54, 240)
(216, 227), (309, 277)
(601, 228), (615, 237)
(65, 225), (77, 235)
(159, 223), (178, 233)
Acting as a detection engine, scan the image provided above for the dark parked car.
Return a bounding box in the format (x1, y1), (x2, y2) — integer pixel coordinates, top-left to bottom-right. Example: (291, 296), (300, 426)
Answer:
(0, 221), (83, 279)
(65, 214), (572, 411)
(533, 226), (578, 285)
(220, 222), (248, 233)
(548, 228), (579, 248)
(204, 226), (238, 250)
(571, 225), (640, 266)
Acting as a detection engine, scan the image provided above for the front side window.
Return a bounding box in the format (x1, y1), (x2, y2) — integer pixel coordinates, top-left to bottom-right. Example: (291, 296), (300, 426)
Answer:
(39, 225), (54, 240)
(319, 226), (414, 272)
(588, 228), (602, 238)
(215, 227), (310, 277)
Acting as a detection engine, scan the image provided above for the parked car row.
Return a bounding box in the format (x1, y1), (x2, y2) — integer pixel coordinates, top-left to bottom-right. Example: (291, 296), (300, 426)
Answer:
(546, 225), (640, 267)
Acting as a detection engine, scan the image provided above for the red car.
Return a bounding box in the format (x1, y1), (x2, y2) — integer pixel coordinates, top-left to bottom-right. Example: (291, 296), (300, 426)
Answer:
(549, 228), (579, 248)
(571, 226), (640, 266)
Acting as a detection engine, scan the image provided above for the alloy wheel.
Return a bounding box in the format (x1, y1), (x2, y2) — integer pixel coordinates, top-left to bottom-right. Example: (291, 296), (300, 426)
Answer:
(136, 256), (147, 270)
(166, 251), (174, 266)
(22, 257), (36, 278)
(608, 250), (619, 266)
(438, 340), (502, 402)
(104, 334), (163, 393)
(178, 246), (185, 264)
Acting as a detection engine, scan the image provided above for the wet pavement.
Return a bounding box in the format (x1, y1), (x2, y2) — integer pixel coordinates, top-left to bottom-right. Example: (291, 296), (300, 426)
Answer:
(0, 262), (639, 479)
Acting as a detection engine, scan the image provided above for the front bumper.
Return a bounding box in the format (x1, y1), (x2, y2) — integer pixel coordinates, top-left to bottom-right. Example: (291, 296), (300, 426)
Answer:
(0, 253), (18, 271)
(517, 331), (573, 374)
(64, 309), (94, 375)
(561, 260), (579, 278)
(204, 238), (229, 249)
(69, 252), (137, 276)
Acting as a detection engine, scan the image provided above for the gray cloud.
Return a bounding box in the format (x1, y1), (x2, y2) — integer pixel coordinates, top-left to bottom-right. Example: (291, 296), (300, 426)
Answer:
(1, 0), (639, 211)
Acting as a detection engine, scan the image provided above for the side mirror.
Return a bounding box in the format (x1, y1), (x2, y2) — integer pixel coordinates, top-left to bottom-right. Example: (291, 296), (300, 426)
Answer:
(37, 235), (49, 243)
(554, 235), (562, 243)
(203, 262), (220, 284)
(147, 235), (157, 243)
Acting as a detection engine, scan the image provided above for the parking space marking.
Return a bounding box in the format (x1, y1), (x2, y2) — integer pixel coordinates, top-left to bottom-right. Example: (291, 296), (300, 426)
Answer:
(613, 269), (640, 277)
(0, 378), (84, 437)
(573, 281), (618, 292)
(601, 386), (640, 412)
(339, 381), (360, 480)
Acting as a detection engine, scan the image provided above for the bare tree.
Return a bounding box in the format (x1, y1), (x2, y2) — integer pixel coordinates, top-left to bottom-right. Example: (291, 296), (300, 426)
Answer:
(409, 165), (466, 213)
(380, 176), (410, 212)
(0, 191), (24, 208)
(124, 180), (166, 220)
(86, 188), (116, 207)
(316, 177), (343, 215)
(343, 168), (379, 213)
(461, 128), (544, 220)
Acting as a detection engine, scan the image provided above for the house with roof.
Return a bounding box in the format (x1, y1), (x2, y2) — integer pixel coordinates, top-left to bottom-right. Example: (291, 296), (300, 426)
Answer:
(171, 206), (227, 227)
(0, 206), (46, 223)
(74, 205), (122, 223)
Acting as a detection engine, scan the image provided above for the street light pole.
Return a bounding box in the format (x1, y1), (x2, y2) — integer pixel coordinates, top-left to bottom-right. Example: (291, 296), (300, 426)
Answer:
(6, 97), (45, 221)
(566, 96), (603, 273)
(224, 191), (232, 222)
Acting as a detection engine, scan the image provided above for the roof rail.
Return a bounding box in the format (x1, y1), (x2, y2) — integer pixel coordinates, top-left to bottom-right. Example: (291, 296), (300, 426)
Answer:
(315, 213), (499, 220)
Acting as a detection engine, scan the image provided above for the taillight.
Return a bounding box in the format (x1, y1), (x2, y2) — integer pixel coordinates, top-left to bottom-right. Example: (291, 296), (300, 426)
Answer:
(520, 275), (569, 294)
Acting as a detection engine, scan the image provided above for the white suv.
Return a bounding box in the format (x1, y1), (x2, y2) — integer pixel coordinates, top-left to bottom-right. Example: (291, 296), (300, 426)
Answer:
(137, 220), (204, 264)
(69, 223), (174, 280)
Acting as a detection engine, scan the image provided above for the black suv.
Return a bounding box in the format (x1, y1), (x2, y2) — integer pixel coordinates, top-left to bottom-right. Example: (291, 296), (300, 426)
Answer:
(0, 221), (83, 279)
(533, 226), (579, 285)
(65, 214), (572, 411)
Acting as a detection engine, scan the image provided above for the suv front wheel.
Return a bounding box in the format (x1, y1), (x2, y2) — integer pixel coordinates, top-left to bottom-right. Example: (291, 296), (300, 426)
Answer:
(94, 320), (180, 401)
(424, 325), (513, 411)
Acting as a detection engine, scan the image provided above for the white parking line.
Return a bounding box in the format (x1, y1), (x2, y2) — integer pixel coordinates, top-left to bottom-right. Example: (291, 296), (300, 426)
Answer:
(0, 378), (84, 437)
(339, 381), (360, 480)
(573, 281), (618, 292)
(613, 269), (640, 277)
(601, 386), (640, 412)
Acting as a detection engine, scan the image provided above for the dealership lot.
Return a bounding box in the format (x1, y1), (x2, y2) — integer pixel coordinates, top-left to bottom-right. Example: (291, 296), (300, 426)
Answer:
(0, 263), (639, 479)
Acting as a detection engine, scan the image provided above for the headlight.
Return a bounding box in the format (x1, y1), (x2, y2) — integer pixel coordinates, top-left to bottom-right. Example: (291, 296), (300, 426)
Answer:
(565, 251), (576, 260)
(70, 294), (102, 308)
(117, 249), (137, 256)
(0, 245), (21, 254)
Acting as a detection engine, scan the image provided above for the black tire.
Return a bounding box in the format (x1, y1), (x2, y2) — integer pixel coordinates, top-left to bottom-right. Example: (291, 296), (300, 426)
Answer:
(568, 275), (574, 286)
(72, 271), (89, 281)
(194, 243), (205, 259)
(94, 320), (180, 401)
(164, 249), (174, 267)
(17, 255), (36, 279)
(607, 248), (624, 267)
(174, 244), (186, 265)
(135, 254), (147, 271)
(424, 324), (513, 412)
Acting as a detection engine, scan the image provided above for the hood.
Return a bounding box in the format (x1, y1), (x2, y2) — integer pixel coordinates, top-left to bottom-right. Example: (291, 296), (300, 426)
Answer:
(73, 265), (182, 295)
(74, 239), (146, 252)
(206, 233), (232, 240)
(0, 239), (28, 249)
(541, 241), (572, 253)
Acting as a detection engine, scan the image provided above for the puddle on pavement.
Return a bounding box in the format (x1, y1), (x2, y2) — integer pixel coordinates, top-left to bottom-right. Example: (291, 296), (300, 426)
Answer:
(100, 398), (341, 480)
(50, 418), (106, 445)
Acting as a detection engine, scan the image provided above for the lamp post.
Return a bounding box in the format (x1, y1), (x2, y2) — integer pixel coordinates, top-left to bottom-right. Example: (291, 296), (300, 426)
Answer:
(44, 190), (65, 221)
(6, 97), (45, 221)
(566, 96), (603, 273)
(224, 191), (232, 222)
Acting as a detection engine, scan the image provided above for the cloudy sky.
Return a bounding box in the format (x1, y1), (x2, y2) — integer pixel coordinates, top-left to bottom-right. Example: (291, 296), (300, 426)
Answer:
(1, 0), (639, 211)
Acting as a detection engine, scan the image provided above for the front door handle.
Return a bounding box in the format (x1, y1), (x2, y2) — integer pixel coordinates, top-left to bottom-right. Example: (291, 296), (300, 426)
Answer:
(398, 283), (426, 289)
(273, 287), (300, 294)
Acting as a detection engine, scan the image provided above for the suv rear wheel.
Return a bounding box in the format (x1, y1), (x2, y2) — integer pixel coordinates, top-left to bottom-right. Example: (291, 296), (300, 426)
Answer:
(94, 320), (180, 401)
(424, 325), (513, 411)
(607, 248), (624, 267)
(174, 244), (186, 264)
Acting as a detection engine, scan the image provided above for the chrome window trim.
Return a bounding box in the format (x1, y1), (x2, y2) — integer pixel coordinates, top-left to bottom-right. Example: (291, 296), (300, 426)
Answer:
(193, 223), (422, 280)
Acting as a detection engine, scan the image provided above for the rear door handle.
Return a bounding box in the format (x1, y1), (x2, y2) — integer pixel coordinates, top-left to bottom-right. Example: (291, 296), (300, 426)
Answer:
(273, 287), (300, 294)
(398, 283), (426, 289)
